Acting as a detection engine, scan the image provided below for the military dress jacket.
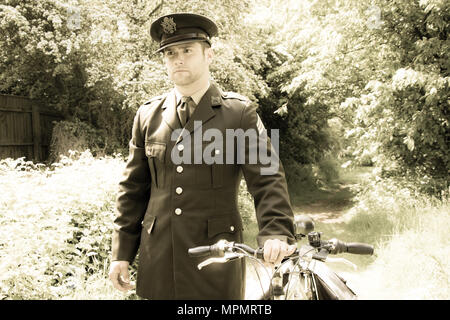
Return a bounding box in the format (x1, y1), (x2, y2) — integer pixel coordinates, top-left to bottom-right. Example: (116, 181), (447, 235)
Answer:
(112, 83), (296, 300)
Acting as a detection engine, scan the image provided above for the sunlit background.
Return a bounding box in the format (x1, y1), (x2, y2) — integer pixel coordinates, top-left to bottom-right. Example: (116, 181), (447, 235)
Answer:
(0, 0), (448, 299)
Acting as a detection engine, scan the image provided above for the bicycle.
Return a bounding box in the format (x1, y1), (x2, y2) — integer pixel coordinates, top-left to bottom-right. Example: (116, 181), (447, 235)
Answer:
(188, 215), (374, 300)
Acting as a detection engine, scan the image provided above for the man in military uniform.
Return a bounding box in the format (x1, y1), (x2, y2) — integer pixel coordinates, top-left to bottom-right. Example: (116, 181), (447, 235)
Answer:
(109, 13), (296, 300)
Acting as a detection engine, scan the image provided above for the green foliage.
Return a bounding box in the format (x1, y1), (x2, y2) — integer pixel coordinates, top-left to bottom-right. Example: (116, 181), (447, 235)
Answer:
(1, 0), (448, 192)
(0, 0), (269, 153)
(0, 151), (133, 299)
(257, 48), (334, 167)
(345, 71), (449, 192)
(49, 118), (131, 162)
(317, 156), (340, 183)
(49, 119), (103, 161)
(341, 0), (450, 193)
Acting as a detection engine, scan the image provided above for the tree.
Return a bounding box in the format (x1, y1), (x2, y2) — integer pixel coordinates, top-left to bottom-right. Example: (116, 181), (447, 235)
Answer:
(343, 0), (449, 193)
(0, 0), (270, 155)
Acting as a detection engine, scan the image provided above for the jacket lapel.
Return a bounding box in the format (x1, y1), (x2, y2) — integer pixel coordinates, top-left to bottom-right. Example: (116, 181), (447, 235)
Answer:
(164, 83), (224, 144)
(162, 89), (182, 130)
(183, 83), (222, 136)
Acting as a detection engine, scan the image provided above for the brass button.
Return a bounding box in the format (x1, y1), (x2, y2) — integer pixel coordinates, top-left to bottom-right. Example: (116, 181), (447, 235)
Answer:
(215, 149), (221, 155)
(176, 166), (183, 173)
(177, 144), (184, 151)
(230, 226), (235, 232)
(176, 187), (183, 194)
(175, 208), (182, 215)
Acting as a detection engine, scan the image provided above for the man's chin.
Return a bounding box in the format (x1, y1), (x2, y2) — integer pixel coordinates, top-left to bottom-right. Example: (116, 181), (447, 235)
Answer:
(172, 77), (193, 86)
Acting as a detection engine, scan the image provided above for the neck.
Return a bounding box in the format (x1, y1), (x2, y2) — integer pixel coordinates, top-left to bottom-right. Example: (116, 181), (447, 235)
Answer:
(175, 73), (210, 97)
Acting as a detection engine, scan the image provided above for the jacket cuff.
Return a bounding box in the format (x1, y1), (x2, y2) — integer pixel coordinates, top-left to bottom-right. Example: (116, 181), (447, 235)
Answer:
(111, 230), (140, 263)
(257, 235), (296, 248)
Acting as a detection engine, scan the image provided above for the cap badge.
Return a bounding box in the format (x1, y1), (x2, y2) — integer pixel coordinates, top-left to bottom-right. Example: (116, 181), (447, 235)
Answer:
(161, 17), (176, 34)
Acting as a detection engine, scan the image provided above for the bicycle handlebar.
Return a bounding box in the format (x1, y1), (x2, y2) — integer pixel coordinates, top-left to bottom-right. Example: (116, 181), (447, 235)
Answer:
(188, 241), (266, 259)
(327, 239), (374, 255)
(187, 245), (216, 258)
(188, 236), (374, 260)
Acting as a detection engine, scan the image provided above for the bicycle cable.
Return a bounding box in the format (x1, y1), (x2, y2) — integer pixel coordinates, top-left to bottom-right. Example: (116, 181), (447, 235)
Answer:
(233, 246), (273, 299)
(283, 246), (328, 299)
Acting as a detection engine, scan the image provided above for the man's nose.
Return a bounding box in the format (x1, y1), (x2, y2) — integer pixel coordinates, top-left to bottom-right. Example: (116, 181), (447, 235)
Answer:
(174, 53), (185, 65)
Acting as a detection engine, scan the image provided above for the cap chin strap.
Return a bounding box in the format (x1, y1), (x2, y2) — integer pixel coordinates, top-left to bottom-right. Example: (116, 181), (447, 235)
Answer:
(160, 33), (211, 48)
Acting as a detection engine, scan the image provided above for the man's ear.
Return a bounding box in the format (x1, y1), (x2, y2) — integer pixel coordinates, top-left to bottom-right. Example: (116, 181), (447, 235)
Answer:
(206, 47), (214, 64)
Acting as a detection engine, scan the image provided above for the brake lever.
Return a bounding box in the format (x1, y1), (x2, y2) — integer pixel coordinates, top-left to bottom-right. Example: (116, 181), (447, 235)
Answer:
(197, 252), (241, 270)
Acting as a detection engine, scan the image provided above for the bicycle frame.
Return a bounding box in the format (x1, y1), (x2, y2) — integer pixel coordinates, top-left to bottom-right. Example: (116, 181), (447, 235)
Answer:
(255, 245), (357, 300)
(188, 215), (373, 300)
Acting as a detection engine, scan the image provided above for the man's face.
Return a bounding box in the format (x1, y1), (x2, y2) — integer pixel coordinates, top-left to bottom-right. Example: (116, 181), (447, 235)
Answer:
(163, 41), (212, 86)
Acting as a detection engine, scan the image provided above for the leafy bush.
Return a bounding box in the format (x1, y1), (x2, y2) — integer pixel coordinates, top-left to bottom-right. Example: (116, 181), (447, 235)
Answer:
(341, 0), (450, 194)
(345, 70), (449, 194)
(49, 120), (104, 162)
(0, 151), (132, 299)
(49, 118), (131, 163)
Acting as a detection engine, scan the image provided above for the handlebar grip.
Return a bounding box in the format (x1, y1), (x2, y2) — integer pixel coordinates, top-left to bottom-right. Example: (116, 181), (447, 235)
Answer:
(188, 246), (211, 258)
(346, 242), (374, 255)
(328, 239), (374, 255)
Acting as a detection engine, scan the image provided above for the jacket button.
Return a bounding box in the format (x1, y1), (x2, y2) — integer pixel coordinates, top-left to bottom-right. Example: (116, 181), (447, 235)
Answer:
(215, 149), (221, 155)
(230, 226), (235, 232)
(175, 208), (182, 215)
(176, 166), (183, 173)
(177, 144), (184, 151)
(176, 187), (183, 194)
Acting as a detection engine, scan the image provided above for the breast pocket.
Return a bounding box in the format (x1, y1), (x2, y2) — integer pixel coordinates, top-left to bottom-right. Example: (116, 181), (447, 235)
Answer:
(145, 141), (166, 188)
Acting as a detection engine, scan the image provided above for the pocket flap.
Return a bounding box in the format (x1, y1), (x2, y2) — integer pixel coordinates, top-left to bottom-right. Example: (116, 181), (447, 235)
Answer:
(141, 215), (156, 235)
(207, 215), (243, 238)
(145, 142), (166, 161)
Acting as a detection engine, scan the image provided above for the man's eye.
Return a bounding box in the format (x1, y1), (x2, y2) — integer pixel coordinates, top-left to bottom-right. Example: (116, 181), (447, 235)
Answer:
(165, 51), (174, 56)
(184, 48), (192, 53)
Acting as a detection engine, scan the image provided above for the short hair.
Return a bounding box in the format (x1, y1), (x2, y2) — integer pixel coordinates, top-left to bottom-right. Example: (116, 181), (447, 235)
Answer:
(162, 41), (211, 56)
(200, 41), (211, 50)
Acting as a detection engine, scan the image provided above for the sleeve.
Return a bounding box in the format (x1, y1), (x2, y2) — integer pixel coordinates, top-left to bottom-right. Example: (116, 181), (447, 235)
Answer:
(239, 102), (296, 247)
(111, 106), (151, 263)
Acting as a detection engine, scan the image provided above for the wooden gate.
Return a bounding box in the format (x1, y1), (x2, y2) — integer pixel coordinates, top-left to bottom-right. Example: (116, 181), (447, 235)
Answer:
(0, 94), (63, 162)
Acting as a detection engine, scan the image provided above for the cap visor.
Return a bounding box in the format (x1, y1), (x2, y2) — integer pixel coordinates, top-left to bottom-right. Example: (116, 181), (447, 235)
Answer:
(154, 39), (210, 54)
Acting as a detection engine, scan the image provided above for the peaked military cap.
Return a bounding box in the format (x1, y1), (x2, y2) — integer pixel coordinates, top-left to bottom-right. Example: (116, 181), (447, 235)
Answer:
(150, 13), (218, 53)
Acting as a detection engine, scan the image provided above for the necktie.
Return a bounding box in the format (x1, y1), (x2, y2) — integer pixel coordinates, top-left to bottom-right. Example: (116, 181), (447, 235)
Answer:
(177, 96), (195, 127)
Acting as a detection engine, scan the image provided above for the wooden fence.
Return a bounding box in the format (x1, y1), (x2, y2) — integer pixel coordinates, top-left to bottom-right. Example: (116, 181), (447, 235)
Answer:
(0, 94), (64, 162)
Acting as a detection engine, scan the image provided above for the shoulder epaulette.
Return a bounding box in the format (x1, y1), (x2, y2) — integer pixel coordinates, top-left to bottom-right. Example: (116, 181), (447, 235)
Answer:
(143, 93), (166, 105)
(221, 91), (249, 102)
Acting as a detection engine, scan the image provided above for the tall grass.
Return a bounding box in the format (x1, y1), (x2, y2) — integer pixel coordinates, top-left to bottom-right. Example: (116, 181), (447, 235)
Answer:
(0, 150), (132, 299)
(339, 174), (450, 299)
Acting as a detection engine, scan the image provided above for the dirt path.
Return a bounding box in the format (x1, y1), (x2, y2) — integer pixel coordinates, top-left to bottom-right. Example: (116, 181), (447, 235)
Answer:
(292, 182), (358, 223)
(291, 167), (374, 223)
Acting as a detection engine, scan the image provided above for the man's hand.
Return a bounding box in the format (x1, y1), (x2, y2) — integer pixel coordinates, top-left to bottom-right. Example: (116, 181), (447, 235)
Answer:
(263, 239), (296, 266)
(109, 260), (135, 292)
